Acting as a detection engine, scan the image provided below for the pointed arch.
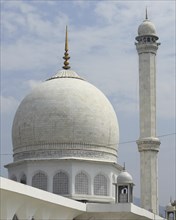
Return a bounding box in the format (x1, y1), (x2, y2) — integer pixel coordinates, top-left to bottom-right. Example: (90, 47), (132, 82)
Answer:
(53, 171), (69, 195)
(20, 173), (27, 184)
(94, 173), (108, 196)
(32, 171), (47, 191)
(75, 171), (89, 194)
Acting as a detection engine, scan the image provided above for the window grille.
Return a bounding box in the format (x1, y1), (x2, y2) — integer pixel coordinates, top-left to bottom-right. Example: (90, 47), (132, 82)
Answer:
(94, 174), (108, 196)
(75, 172), (89, 194)
(32, 172), (47, 191)
(53, 171), (69, 195)
(11, 175), (17, 181)
(20, 174), (27, 184)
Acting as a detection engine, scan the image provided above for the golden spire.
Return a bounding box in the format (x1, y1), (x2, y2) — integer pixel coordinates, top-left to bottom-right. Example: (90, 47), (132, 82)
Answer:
(63, 25), (70, 70)
(145, 7), (148, 20)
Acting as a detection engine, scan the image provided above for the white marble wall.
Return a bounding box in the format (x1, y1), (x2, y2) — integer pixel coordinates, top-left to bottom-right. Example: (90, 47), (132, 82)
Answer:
(6, 159), (121, 203)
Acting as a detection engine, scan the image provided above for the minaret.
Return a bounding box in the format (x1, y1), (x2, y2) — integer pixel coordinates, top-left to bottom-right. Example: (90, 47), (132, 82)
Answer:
(135, 10), (161, 214)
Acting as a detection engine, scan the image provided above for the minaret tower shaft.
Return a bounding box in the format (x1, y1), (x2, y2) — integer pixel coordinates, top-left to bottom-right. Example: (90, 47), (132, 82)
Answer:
(135, 12), (161, 214)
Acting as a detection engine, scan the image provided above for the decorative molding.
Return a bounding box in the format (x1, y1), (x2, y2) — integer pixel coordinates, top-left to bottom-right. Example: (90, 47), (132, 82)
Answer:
(14, 149), (117, 163)
(14, 142), (117, 153)
(135, 43), (159, 54)
(136, 138), (160, 152)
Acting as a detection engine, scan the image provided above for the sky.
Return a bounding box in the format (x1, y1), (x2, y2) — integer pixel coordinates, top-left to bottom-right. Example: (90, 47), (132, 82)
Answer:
(1, 0), (175, 207)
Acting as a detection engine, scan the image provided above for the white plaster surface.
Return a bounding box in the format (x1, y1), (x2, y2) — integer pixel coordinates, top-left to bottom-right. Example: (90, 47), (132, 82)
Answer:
(0, 177), (86, 220)
(0, 177), (165, 220)
(6, 159), (122, 203)
(12, 73), (119, 163)
(138, 52), (157, 138)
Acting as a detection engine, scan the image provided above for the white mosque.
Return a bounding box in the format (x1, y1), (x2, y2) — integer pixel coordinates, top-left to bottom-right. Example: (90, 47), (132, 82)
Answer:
(1, 12), (175, 220)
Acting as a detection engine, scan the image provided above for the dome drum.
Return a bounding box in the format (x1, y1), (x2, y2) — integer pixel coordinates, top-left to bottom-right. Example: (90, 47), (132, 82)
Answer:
(13, 144), (118, 162)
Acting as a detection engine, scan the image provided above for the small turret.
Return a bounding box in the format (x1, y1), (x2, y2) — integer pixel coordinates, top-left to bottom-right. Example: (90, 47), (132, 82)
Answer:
(165, 199), (176, 220)
(114, 166), (134, 203)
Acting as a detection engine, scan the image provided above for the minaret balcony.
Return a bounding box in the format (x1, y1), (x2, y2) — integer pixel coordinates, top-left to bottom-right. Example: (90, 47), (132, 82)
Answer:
(135, 42), (159, 54)
(136, 137), (160, 152)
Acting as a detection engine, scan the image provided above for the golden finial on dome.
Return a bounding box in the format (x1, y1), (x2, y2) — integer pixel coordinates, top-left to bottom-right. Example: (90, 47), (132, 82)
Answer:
(145, 7), (148, 20)
(63, 25), (70, 70)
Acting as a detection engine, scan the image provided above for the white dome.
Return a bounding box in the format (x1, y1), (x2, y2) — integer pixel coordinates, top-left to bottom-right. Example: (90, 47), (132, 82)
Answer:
(138, 19), (157, 36)
(12, 70), (119, 163)
(117, 170), (133, 184)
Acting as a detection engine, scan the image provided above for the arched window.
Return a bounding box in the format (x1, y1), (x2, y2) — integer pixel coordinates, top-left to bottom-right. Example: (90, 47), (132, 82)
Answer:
(11, 175), (17, 181)
(152, 37), (156, 42)
(94, 174), (108, 196)
(53, 171), (69, 195)
(75, 172), (89, 194)
(121, 187), (128, 194)
(12, 214), (18, 220)
(32, 171), (47, 191)
(169, 213), (174, 220)
(118, 185), (128, 203)
(147, 37), (151, 42)
(143, 37), (146, 43)
(20, 174), (27, 184)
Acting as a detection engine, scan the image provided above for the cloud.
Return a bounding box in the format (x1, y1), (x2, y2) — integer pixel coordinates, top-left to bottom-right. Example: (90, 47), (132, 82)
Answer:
(1, 1), (174, 121)
(1, 1), (69, 40)
(94, 1), (119, 24)
(72, 1), (91, 8)
(1, 96), (19, 115)
(1, 40), (58, 71)
(26, 79), (42, 90)
(157, 77), (175, 119)
(1, 1), (70, 73)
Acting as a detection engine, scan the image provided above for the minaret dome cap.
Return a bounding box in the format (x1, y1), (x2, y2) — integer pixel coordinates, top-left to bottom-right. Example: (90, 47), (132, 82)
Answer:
(166, 203), (175, 212)
(137, 8), (158, 37)
(117, 170), (133, 184)
(138, 19), (157, 37)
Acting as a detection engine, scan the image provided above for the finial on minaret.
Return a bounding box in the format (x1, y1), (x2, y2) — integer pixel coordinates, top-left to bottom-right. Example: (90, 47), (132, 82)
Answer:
(145, 7), (148, 20)
(170, 196), (173, 203)
(123, 162), (126, 171)
(63, 25), (70, 70)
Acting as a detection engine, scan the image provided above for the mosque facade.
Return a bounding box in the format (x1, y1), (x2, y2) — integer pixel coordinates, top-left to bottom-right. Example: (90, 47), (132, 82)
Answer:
(1, 13), (174, 220)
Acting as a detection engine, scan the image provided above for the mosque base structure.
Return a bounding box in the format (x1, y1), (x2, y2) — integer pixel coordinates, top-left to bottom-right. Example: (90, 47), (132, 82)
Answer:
(0, 177), (165, 220)
(5, 159), (123, 204)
